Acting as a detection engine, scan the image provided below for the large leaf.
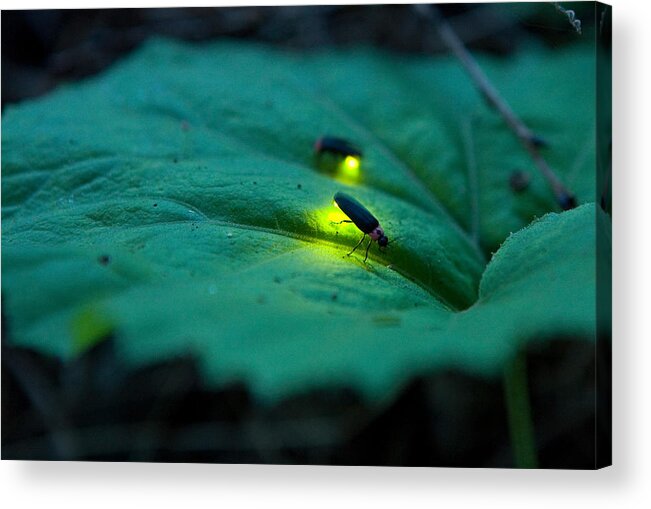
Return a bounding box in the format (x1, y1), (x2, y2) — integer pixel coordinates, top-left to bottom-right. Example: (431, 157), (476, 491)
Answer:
(1, 39), (602, 402)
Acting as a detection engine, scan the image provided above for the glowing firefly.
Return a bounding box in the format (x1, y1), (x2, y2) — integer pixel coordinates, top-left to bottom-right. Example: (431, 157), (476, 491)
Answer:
(314, 136), (362, 178)
(332, 191), (389, 263)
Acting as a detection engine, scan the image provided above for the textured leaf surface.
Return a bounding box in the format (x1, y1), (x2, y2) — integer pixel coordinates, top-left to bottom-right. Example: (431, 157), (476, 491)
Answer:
(2, 39), (602, 401)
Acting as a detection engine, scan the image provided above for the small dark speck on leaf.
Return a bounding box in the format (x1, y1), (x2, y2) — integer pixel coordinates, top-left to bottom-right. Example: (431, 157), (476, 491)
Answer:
(253, 181), (257, 185)
(331, 293), (338, 301)
(173, 157), (178, 164)
(530, 134), (549, 148)
(559, 192), (577, 211)
(297, 184), (302, 189)
(273, 276), (282, 284)
(509, 170), (531, 193)
(153, 203), (158, 207)
(98, 255), (110, 265)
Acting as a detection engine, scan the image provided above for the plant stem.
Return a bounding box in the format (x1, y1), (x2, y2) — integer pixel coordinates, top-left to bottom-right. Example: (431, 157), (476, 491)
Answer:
(503, 351), (538, 468)
(415, 5), (577, 210)
(3, 347), (79, 459)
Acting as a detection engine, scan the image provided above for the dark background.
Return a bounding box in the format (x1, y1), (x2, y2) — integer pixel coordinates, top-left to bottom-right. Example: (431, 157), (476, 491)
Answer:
(1, 4), (609, 468)
(2, 3), (599, 108)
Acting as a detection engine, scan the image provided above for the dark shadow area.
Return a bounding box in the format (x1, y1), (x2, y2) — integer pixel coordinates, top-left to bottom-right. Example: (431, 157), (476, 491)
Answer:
(2, 331), (604, 468)
(2, 4), (597, 108)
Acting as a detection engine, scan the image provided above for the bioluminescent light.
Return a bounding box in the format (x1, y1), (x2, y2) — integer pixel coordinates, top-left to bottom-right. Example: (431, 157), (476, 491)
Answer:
(314, 136), (363, 183)
(341, 155), (361, 178)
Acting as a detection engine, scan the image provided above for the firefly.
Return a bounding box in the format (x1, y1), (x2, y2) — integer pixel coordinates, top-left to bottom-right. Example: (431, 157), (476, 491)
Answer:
(314, 136), (362, 159)
(314, 136), (362, 178)
(332, 191), (388, 263)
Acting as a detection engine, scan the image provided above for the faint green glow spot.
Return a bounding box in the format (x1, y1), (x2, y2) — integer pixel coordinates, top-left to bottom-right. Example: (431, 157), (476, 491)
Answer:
(70, 306), (114, 354)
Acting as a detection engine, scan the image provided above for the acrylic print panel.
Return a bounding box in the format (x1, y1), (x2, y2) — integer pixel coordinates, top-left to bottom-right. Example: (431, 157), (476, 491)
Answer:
(1, 3), (611, 468)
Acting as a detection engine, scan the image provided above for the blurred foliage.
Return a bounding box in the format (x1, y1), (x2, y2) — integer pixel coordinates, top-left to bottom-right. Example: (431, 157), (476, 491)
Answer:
(2, 39), (605, 404)
(1, 336), (598, 466)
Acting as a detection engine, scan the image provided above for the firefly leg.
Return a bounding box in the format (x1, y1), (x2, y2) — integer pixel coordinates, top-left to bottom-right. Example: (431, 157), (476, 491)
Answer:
(331, 220), (354, 225)
(347, 234), (366, 256)
(363, 238), (373, 263)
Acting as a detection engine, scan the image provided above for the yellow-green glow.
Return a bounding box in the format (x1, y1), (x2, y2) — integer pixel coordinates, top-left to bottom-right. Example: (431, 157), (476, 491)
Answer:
(337, 155), (361, 182)
(344, 155), (360, 172)
(327, 210), (348, 223)
(71, 306), (114, 354)
(313, 204), (349, 230)
(328, 200), (349, 223)
(314, 152), (361, 184)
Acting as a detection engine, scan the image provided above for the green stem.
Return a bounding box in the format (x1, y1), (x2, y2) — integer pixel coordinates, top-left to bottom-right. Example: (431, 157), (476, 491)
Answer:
(503, 351), (538, 468)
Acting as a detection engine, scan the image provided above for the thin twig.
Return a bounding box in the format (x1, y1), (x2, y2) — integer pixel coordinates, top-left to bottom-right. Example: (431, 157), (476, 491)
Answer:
(461, 117), (481, 244)
(415, 5), (576, 210)
(554, 3), (582, 35)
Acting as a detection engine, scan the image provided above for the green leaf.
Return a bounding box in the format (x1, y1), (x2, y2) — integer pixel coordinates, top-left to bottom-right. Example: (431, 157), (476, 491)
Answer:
(2, 39), (601, 402)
